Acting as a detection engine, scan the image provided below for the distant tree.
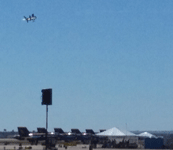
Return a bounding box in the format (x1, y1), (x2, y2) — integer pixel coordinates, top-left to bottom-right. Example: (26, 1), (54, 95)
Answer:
(4, 129), (6, 132)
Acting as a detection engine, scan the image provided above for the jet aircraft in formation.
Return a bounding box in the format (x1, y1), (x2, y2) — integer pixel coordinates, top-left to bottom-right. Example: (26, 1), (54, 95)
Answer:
(24, 14), (37, 23)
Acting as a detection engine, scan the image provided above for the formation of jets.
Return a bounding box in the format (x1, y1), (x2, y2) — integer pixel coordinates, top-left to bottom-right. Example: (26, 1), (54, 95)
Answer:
(0, 127), (106, 147)
(24, 14), (37, 23)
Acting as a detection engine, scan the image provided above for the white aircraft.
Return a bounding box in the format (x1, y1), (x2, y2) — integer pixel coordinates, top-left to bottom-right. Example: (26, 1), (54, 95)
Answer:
(24, 14), (37, 23)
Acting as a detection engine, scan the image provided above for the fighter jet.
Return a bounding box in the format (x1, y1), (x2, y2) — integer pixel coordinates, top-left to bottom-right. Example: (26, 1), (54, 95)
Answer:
(70, 129), (92, 144)
(54, 128), (77, 142)
(85, 129), (96, 136)
(16, 127), (46, 145)
(0, 127), (41, 145)
(24, 14), (37, 23)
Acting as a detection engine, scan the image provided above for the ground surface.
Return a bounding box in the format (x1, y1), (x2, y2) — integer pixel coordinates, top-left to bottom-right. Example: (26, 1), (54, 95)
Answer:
(0, 144), (169, 150)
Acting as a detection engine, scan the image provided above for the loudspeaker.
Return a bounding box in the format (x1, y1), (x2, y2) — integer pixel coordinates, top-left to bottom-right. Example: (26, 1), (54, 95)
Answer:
(41, 88), (52, 105)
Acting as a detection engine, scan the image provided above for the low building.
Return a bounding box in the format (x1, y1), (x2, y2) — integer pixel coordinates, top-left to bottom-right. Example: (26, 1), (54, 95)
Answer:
(138, 132), (164, 149)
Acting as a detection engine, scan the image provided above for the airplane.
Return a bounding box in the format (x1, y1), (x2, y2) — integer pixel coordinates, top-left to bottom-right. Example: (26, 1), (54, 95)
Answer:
(65, 128), (106, 145)
(0, 127), (36, 145)
(16, 127), (46, 145)
(100, 129), (106, 132)
(17, 127), (57, 147)
(54, 128), (78, 142)
(85, 129), (96, 136)
(70, 129), (92, 144)
(54, 128), (103, 144)
(54, 128), (68, 136)
(70, 129), (81, 136)
(24, 14), (37, 23)
(85, 129), (106, 144)
(37, 127), (54, 135)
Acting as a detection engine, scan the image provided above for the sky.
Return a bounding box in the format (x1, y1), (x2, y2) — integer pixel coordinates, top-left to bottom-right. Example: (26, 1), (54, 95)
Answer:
(0, 0), (173, 133)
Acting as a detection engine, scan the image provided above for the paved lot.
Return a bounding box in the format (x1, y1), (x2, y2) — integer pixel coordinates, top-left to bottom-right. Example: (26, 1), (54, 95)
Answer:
(0, 144), (169, 150)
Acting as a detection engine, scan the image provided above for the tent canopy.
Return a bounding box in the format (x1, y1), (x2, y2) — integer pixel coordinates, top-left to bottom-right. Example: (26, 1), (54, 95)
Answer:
(138, 132), (157, 138)
(96, 127), (136, 136)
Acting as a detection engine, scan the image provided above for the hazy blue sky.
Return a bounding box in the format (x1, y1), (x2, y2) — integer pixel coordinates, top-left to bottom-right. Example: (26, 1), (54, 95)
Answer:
(0, 0), (173, 132)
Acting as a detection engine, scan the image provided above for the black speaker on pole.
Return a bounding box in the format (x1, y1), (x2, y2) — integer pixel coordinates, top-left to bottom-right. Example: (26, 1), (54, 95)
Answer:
(41, 88), (52, 105)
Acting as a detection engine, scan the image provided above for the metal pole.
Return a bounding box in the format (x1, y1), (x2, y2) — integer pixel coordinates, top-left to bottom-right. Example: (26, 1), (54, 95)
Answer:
(46, 105), (48, 131)
(126, 123), (127, 136)
(46, 105), (48, 150)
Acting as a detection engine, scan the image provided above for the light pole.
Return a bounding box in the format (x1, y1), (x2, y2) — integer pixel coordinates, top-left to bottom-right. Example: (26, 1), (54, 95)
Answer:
(41, 88), (52, 150)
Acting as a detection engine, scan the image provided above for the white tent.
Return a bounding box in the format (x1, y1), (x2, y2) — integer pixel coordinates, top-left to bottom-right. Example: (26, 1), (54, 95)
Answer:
(138, 132), (157, 138)
(96, 127), (138, 145)
(96, 127), (136, 136)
